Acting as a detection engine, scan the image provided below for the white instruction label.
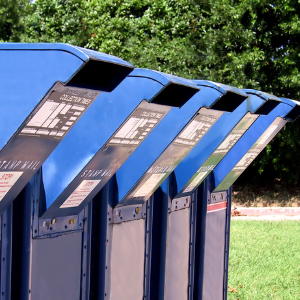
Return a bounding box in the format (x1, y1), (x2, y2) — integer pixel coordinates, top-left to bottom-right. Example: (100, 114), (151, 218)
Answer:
(214, 130), (245, 153)
(22, 100), (84, 139)
(173, 110), (220, 147)
(0, 172), (23, 201)
(20, 86), (99, 140)
(60, 179), (101, 208)
(183, 171), (208, 193)
(179, 120), (204, 140)
(235, 152), (257, 168)
(109, 117), (160, 146)
(134, 173), (166, 198)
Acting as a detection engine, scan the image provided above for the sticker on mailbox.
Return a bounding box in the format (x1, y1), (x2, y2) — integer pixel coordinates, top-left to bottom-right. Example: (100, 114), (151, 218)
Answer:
(0, 172), (23, 201)
(214, 118), (285, 192)
(20, 83), (100, 140)
(134, 173), (166, 198)
(258, 124), (278, 145)
(60, 179), (101, 208)
(173, 111), (219, 146)
(234, 124), (278, 172)
(183, 171), (209, 193)
(179, 113), (258, 195)
(108, 102), (169, 147)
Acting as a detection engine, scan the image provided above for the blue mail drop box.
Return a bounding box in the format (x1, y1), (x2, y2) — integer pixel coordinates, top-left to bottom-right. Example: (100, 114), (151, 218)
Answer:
(102, 81), (249, 300)
(0, 43), (133, 213)
(194, 93), (300, 300)
(0, 42), (134, 300)
(149, 86), (282, 300)
(9, 69), (200, 300)
(41, 68), (199, 218)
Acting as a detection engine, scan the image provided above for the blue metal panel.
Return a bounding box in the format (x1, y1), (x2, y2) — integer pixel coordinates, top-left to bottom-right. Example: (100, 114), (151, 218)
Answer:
(42, 69), (199, 218)
(193, 80), (245, 96)
(191, 94), (300, 300)
(0, 49), (83, 146)
(129, 68), (200, 88)
(114, 82), (247, 208)
(0, 43), (133, 214)
(0, 43), (133, 67)
(213, 98), (299, 192)
(192, 177), (231, 300)
(172, 91), (280, 198)
(243, 89), (281, 101)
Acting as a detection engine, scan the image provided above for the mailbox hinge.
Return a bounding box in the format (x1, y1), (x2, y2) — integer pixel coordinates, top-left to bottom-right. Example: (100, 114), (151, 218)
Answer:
(209, 191), (228, 205)
(113, 204), (145, 224)
(170, 196), (191, 212)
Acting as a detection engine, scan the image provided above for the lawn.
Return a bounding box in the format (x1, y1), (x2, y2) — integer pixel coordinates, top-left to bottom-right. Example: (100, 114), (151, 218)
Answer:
(227, 220), (300, 299)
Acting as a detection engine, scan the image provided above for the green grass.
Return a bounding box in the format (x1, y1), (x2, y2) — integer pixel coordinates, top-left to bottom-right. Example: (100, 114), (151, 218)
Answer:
(227, 221), (300, 300)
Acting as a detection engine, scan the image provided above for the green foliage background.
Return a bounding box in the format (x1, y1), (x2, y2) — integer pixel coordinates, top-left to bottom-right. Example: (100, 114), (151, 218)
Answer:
(2, 0), (300, 186)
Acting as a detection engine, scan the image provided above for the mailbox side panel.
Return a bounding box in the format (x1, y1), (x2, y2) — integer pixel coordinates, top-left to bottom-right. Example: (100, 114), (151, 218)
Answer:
(31, 232), (82, 300)
(109, 219), (146, 300)
(202, 206), (227, 300)
(164, 208), (190, 300)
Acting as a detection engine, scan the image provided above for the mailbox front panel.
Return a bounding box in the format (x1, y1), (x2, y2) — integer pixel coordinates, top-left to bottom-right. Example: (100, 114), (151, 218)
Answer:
(164, 206), (191, 300)
(202, 201), (227, 300)
(31, 232), (82, 300)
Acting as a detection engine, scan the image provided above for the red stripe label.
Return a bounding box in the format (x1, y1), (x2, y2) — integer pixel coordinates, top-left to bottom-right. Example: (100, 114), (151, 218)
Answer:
(207, 201), (227, 213)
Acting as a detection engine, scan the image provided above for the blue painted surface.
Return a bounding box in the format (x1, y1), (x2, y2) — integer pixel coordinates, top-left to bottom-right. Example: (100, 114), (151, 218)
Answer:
(0, 49), (83, 147)
(0, 44), (134, 150)
(43, 75), (162, 206)
(0, 43), (133, 67)
(0, 43), (134, 213)
(115, 83), (246, 205)
(173, 93), (268, 195)
(43, 69), (199, 212)
(131, 69), (202, 89)
(194, 80), (247, 97)
(243, 89), (281, 101)
(213, 100), (295, 189)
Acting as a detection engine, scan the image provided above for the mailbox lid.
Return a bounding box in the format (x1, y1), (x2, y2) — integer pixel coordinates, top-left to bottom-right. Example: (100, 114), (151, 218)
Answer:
(280, 98), (300, 121)
(173, 89), (282, 197)
(130, 69), (200, 108)
(42, 70), (200, 218)
(194, 80), (248, 112)
(0, 43), (133, 66)
(0, 43), (133, 213)
(0, 43), (134, 149)
(115, 82), (246, 208)
(243, 89), (281, 115)
(213, 100), (298, 191)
